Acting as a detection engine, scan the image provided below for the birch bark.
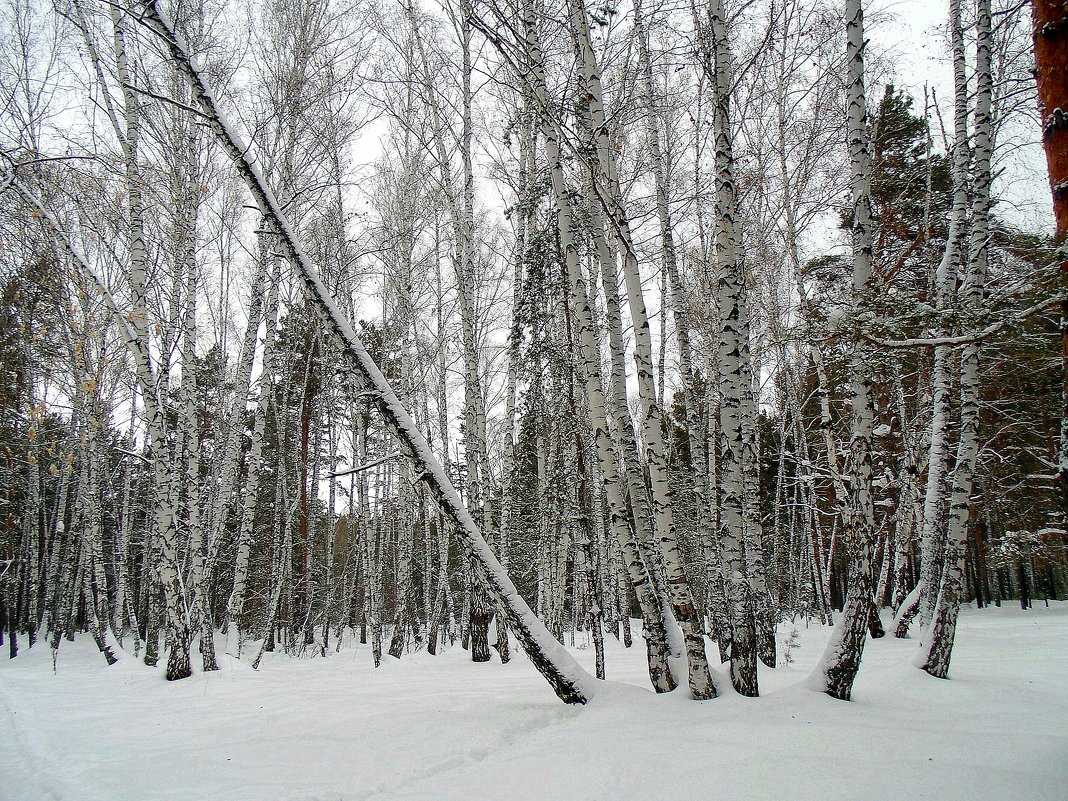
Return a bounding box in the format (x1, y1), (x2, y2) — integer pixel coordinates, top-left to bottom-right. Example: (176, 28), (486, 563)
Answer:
(510, 0), (675, 694)
(568, 0), (714, 699)
(810, 0), (879, 700)
(694, 0), (764, 695)
(142, 1), (594, 703)
(920, 0), (992, 678)
(904, 0), (973, 637)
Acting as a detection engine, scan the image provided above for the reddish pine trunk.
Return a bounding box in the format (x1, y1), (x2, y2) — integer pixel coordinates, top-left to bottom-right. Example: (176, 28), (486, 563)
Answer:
(1032, 1), (1068, 234)
(1031, 0), (1068, 533)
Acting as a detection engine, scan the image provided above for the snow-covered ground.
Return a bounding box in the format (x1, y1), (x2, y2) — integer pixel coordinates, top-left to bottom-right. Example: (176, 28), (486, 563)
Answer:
(2, 603), (1065, 801)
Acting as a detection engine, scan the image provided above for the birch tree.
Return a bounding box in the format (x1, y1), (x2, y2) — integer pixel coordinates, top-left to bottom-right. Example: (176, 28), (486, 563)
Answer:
(809, 0), (878, 701)
(920, 0), (993, 677)
(139, 0), (596, 704)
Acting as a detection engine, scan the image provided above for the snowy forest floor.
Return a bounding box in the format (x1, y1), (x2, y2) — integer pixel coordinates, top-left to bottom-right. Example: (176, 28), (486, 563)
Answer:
(1, 604), (1066, 801)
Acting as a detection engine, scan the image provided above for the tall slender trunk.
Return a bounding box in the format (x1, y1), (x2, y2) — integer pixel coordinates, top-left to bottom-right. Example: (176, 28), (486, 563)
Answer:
(528, 0), (673, 690)
(694, 0), (763, 695)
(210, 226), (271, 623)
(908, 0), (973, 636)
(568, 0), (713, 699)
(501, 0), (674, 693)
(455, 4), (497, 663)
(227, 243), (282, 642)
(921, 0), (992, 678)
(406, 0), (496, 661)
(175, 122), (218, 671)
(811, 0), (878, 701)
(495, 101), (534, 664)
(113, 404), (139, 648)
(80, 391), (119, 666)
(637, 6), (712, 643)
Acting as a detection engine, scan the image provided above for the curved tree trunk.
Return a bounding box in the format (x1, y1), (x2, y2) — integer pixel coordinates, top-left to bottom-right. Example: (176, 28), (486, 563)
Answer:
(569, 0), (714, 700)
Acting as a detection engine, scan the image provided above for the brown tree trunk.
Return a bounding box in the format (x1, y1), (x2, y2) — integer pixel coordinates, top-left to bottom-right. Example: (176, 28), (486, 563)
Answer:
(1031, 0), (1068, 535)
(469, 566), (492, 664)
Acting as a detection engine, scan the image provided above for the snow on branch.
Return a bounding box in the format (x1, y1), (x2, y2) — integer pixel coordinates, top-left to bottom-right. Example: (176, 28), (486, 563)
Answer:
(862, 295), (1065, 349)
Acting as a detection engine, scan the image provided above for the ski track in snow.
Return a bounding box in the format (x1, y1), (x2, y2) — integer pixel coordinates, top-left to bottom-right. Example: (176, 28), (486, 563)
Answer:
(1, 604), (1066, 801)
(352, 702), (577, 801)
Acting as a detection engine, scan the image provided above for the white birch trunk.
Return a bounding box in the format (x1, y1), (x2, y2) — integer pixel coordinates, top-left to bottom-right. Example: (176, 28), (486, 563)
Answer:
(474, 0), (679, 692)
(920, 0), (992, 677)
(906, 0), (974, 636)
(142, 1), (594, 703)
(810, 0), (879, 700)
(567, 0), (713, 699)
(696, 0), (762, 695)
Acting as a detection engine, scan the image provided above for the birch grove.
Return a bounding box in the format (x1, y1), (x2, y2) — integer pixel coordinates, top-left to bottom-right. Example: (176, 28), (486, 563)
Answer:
(0, 0), (1063, 709)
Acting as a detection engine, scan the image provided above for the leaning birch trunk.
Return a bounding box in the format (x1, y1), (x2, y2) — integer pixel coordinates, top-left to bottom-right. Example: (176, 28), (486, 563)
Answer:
(575, 117), (671, 649)
(809, 0), (879, 701)
(581, 174), (676, 677)
(568, 0), (714, 700)
(507, 0), (675, 694)
(13, 176), (187, 676)
(142, 1), (593, 704)
(920, 0), (992, 678)
(635, 2), (710, 599)
(113, 5), (191, 681)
